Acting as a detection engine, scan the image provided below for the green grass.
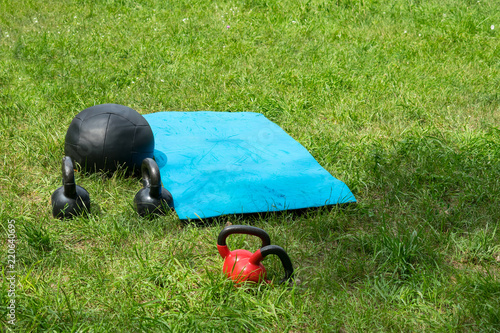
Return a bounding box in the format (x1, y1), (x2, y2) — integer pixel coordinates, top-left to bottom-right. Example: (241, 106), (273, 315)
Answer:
(1, 0), (499, 331)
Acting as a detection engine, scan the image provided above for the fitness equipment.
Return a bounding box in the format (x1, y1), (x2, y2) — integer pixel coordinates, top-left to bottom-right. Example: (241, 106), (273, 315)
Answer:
(64, 104), (154, 174)
(51, 156), (91, 219)
(144, 111), (356, 220)
(217, 225), (294, 284)
(134, 158), (174, 217)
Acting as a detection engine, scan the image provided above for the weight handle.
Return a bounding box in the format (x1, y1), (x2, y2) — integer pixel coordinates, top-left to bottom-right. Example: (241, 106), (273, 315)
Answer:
(62, 156), (76, 198)
(252, 245), (294, 284)
(217, 225), (271, 248)
(141, 158), (161, 198)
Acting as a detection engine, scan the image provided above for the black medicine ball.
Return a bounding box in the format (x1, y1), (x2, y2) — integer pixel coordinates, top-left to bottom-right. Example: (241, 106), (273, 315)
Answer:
(64, 104), (154, 174)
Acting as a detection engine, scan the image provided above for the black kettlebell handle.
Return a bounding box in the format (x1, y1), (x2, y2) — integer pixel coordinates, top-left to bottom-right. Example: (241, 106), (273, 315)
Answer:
(217, 225), (271, 250)
(141, 158), (161, 198)
(259, 245), (294, 284)
(62, 156), (77, 198)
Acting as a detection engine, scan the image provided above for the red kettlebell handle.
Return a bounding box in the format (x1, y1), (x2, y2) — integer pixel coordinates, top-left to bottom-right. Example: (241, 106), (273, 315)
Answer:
(217, 225), (271, 259)
(250, 245), (294, 284)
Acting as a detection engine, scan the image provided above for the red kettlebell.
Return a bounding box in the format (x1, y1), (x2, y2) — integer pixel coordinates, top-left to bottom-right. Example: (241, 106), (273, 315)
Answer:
(217, 225), (294, 284)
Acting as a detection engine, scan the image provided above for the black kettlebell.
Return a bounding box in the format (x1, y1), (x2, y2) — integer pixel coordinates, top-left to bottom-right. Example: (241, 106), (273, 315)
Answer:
(51, 156), (91, 219)
(134, 158), (174, 217)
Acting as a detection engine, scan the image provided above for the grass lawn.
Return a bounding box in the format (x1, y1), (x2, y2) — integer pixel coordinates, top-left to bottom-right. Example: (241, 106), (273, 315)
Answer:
(1, 0), (499, 331)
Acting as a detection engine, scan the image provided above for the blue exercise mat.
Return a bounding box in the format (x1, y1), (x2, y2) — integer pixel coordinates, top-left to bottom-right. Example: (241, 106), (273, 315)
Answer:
(144, 112), (356, 220)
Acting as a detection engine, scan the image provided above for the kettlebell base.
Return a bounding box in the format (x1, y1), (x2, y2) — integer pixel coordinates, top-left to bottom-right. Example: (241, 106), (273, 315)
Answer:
(51, 185), (91, 220)
(134, 190), (174, 218)
(51, 192), (91, 219)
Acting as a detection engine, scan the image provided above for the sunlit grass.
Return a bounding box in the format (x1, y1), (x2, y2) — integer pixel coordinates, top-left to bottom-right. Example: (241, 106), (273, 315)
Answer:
(1, 0), (499, 331)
